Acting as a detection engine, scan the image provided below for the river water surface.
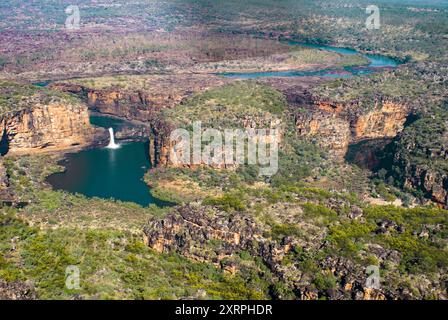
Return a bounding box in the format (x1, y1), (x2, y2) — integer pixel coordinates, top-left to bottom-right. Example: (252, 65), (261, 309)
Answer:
(219, 41), (399, 79)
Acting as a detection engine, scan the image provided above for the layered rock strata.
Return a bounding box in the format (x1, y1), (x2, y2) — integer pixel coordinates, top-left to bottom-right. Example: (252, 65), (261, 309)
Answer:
(0, 102), (95, 154)
(293, 95), (410, 160)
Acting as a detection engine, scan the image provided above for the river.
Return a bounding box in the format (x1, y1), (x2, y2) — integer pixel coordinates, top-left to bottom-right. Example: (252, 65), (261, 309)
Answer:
(219, 41), (399, 79)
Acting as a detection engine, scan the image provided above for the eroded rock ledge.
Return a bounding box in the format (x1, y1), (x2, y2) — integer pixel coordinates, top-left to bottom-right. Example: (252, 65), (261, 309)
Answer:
(143, 204), (396, 300)
(0, 102), (96, 154)
(294, 96), (410, 160)
(144, 204), (297, 273)
(50, 74), (230, 122)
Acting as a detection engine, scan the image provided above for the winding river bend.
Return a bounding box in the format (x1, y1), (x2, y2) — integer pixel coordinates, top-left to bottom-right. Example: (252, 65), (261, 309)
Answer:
(219, 41), (399, 79)
(47, 42), (400, 207)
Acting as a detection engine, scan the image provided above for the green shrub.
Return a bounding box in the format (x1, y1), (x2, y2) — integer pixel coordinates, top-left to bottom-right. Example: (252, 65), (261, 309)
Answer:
(313, 272), (337, 291)
(327, 221), (375, 256)
(203, 192), (246, 212)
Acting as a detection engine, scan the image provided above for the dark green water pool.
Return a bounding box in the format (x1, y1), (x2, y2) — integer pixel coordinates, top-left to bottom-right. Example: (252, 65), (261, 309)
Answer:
(47, 116), (166, 207)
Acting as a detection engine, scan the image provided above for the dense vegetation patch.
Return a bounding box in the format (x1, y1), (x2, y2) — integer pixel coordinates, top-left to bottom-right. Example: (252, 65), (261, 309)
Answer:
(165, 81), (287, 129)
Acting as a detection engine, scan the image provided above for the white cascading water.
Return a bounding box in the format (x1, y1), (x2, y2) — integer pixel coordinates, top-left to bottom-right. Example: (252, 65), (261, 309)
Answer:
(106, 127), (120, 149)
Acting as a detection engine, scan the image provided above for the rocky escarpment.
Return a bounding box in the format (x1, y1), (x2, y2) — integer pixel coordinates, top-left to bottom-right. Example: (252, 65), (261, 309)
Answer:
(144, 203), (302, 275)
(381, 113), (448, 207)
(148, 120), (282, 170)
(50, 74), (230, 123)
(144, 204), (265, 266)
(258, 77), (411, 160)
(295, 61), (448, 162)
(51, 75), (233, 167)
(143, 203), (407, 300)
(0, 81), (98, 155)
(293, 95), (410, 160)
(0, 102), (96, 154)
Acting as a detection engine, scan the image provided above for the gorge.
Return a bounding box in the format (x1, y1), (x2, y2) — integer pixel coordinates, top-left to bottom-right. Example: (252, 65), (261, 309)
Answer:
(42, 42), (405, 207)
(1, 0), (447, 301)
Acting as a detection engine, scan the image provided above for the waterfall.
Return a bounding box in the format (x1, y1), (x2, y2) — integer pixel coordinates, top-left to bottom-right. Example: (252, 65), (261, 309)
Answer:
(106, 127), (120, 149)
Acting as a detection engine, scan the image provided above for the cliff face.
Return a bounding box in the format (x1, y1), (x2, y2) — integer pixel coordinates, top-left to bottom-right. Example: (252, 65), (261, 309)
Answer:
(294, 96), (409, 160)
(0, 102), (95, 154)
(149, 123), (282, 170)
(48, 83), (151, 121)
(383, 115), (448, 207)
(87, 89), (158, 121)
(351, 102), (409, 140)
(52, 77), (410, 167)
(403, 167), (448, 205)
(51, 74), (230, 123)
(295, 110), (351, 158)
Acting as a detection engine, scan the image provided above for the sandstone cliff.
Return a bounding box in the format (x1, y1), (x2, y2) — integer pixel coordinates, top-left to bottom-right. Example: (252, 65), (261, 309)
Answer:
(0, 102), (95, 154)
(257, 77), (411, 161)
(382, 114), (448, 207)
(0, 81), (97, 155)
(403, 167), (448, 206)
(293, 95), (410, 160)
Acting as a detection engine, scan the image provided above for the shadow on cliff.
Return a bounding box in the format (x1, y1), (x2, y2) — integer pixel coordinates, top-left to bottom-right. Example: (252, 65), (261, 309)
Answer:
(0, 129), (9, 156)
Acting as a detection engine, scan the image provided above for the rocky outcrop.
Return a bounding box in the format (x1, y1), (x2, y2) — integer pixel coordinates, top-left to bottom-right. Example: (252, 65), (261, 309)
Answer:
(86, 89), (159, 121)
(293, 95), (409, 160)
(0, 102), (95, 154)
(403, 168), (448, 206)
(382, 115), (448, 207)
(143, 203), (433, 300)
(0, 279), (36, 300)
(149, 122), (282, 170)
(51, 74), (230, 123)
(295, 109), (351, 158)
(264, 77), (411, 160)
(143, 203), (292, 269)
(398, 160), (448, 206)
